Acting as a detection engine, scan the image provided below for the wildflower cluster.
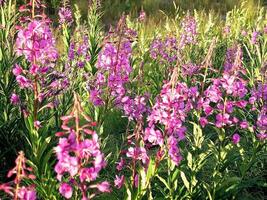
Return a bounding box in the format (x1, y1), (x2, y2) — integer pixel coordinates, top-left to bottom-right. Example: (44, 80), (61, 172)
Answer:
(88, 17), (148, 121)
(150, 37), (178, 64)
(114, 122), (149, 189)
(145, 76), (198, 165)
(250, 83), (267, 139)
(54, 94), (110, 199)
(58, 7), (73, 26)
(179, 15), (197, 48)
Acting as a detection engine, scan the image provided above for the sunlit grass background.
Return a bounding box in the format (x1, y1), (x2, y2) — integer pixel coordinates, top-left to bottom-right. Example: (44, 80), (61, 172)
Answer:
(39, 0), (267, 26)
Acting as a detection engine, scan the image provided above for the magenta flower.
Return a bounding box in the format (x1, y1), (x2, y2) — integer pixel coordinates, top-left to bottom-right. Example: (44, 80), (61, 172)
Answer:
(144, 126), (164, 146)
(215, 113), (231, 128)
(16, 75), (31, 89)
(150, 37), (178, 63)
(138, 10), (146, 21)
(116, 158), (125, 171)
(18, 186), (36, 200)
(232, 133), (240, 144)
(240, 121), (249, 129)
(59, 183), (73, 199)
(29, 64), (39, 75)
(58, 7), (73, 25)
(34, 121), (41, 129)
(241, 30), (247, 36)
(12, 64), (23, 76)
(80, 168), (98, 182)
(95, 181), (111, 193)
(16, 20), (58, 64)
(200, 117), (208, 128)
(114, 175), (125, 189)
(10, 93), (20, 105)
(223, 25), (231, 35)
(251, 31), (260, 45)
(168, 136), (182, 166)
(126, 147), (149, 165)
(257, 133), (267, 140)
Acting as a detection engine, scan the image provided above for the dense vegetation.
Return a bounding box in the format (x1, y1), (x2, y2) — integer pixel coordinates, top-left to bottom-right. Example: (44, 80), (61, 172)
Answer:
(0, 0), (266, 199)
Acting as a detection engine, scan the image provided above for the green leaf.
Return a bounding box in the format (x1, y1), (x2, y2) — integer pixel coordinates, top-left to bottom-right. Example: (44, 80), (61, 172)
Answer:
(156, 175), (171, 191)
(180, 171), (190, 192)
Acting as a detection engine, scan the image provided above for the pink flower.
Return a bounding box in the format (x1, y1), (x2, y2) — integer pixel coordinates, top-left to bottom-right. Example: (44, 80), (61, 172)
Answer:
(59, 183), (73, 199)
(12, 64), (23, 76)
(126, 147), (149, 164)
(116, 158), (125, 171)
(232, 133), (240, 144)
(29, 64), (39, 75)
(34, 121), (41, 129)
(80, 168), (98, 182)
(18, 186), (36, 200)
(240, 121), (248, 129)
(224, 25), (231, 35)
(241, 30), (247, 36)
(256, 133), (267, 140)
(138, 10), (146, 21)
(16, 75), (31, 88)
(114, 175), (124, 189)
(15, 20), (58, 64)
(200, 117), (208, 127)
(10, 93), (20, 105)
(215, 113), (231, 128)
(96, 181), (111, 193)
(144, 126), (163, 146)
(58, 7), (73, 25)
(168, 136), (182, 166)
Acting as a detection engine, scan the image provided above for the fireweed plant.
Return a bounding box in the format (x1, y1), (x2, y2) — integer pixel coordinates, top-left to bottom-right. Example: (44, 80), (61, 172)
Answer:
(0, 151), (36, 200)
(54, 93), (110, 199)
(0, 0), (267, 199)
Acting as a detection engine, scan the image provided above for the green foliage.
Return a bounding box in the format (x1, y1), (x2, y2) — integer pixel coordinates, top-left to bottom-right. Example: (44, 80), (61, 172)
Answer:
(0, 0), (23, 181)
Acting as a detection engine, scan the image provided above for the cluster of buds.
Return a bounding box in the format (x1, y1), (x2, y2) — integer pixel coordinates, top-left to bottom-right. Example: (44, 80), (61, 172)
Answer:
(0, 151), (36, 200)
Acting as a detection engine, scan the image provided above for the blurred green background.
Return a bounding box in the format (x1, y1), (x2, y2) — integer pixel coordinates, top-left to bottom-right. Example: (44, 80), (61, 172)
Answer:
(40, 0), (267, 26)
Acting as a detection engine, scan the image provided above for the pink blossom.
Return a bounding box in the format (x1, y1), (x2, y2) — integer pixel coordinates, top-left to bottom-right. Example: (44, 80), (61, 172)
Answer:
(215, 113), (231, 128)
(59, 183), (73, 199)
(34, 121), (41, 129)
(96, 181), (111, 193)
(12, 64), (23, 76)
(138, 10), (146, 21)
(10, 93), (20, 105)
(29, 64), (39, 75)
(232, 133), (240, 144)
(15, 20), (58, 64)
(144, 126), (164, 146)
(168, 136), (182, 166)
(114, 175), (125, 189)
(80, 168), (98, 182)
(116, 158), (125, 171)
(257, 133), (267, 140)
(126, 147), (149, 164)
(16, 75), (31, 88)
(240, 121), (249, 129)
(18, 186), (36, 200)
(200, 117), (208, 127)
